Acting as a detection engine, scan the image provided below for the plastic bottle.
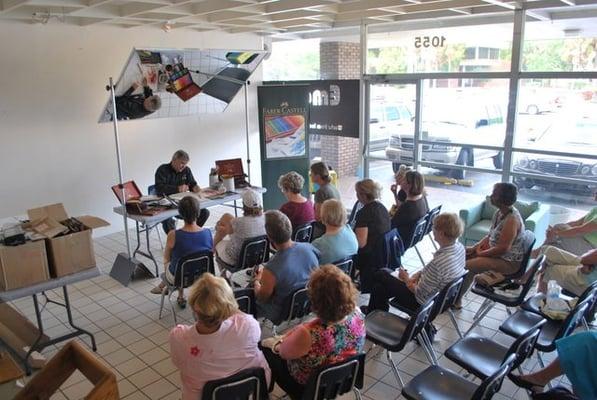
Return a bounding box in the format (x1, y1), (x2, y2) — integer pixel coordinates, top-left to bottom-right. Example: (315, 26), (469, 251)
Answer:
(546, 280), (561, 309)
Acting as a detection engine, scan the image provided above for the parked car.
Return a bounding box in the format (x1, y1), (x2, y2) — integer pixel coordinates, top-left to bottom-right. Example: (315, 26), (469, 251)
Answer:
(368, 102), (413, 153)
(385, 100), (505, 179)
(513, 117), (597, 195)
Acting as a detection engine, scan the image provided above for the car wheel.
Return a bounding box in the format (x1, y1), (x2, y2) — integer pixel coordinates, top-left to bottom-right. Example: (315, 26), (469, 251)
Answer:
(451, 149), (470, 180)
(493, 151), (504, 169)
(527, 105), (539, 115)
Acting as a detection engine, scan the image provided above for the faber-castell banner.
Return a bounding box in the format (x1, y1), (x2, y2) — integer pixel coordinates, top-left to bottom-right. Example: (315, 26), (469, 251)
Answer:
(258, 84), (310, 210)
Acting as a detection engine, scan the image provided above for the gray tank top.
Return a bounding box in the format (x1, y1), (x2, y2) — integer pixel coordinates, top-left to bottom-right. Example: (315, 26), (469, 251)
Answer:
(489, 208), (525, 262)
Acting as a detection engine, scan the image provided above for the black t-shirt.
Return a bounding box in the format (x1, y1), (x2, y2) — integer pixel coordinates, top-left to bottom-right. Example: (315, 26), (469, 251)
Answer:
(355, 201), (390, 255)
(391, 197), (429, 247)
(154, 163), (198, 195)
(396, 189), (407, 203)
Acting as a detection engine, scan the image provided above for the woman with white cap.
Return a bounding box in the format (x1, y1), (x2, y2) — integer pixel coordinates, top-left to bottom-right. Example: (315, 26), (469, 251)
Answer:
(214, 189), (266, 273)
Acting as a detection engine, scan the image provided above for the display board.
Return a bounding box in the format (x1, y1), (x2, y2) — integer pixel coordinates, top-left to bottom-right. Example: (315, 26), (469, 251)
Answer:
(258, 85), (311, 210)
(99, 48), (266, 122)
(262, 79), (360, 138)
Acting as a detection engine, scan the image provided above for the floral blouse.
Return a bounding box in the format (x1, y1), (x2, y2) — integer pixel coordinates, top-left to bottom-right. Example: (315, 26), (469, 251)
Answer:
(287, 309), (366, 384)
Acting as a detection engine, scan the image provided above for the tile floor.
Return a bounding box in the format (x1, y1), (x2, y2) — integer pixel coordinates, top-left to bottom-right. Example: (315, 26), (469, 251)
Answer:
(2, 205), (575, 400)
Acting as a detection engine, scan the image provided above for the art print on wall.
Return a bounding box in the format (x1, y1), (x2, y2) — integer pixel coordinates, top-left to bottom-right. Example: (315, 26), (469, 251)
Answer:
(99, 48), (267, 123)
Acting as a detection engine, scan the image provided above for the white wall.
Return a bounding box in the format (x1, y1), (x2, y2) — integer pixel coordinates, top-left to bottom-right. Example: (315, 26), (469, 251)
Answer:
(0, 21), (264, 235)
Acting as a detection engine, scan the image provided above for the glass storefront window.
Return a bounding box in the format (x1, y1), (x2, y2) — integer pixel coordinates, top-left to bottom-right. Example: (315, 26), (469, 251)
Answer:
(367, 23), (513, 74)
(523, 15), (597, 72)
(262, 39), (320, 81)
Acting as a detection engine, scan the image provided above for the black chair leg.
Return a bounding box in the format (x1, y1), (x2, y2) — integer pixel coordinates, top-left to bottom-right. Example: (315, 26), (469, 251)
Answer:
(386, 350), (405, 388)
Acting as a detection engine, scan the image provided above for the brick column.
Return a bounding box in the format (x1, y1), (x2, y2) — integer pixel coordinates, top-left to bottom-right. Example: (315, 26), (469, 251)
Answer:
(319, 42), (360, 178)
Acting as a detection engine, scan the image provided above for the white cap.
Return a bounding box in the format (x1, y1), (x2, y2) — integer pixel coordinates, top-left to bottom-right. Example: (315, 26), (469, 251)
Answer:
(242, 189), (262, 208)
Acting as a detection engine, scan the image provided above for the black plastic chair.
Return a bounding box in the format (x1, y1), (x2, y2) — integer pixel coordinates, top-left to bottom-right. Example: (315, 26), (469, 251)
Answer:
(464, 244), (540, 336)
(234, 288), (256, 316)
(402, 354), (517, 400)
(499, 298), (590, 369)
(301, 353), (365, 400)
(333, 256), (355, 278)
(159, 251), (214, 324)
(365, 295), (437, 388)
(202, 367), (268, 400)
(218, 235), (269, 274)
(445, 319), (545, 380)
(522, 280), (597, 330)
(293, 223), (314, 243)
(382, 228), (404, 270)
(272, 286), (311, 335)
(390, 275), (466, 362)
(347, 201), (364, 230)
(423, 205), (442, 250)
(407, 216), (429, 266)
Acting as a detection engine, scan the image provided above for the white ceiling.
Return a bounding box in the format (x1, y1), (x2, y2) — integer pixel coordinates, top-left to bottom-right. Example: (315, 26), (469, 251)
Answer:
(1, 0), (596, 39)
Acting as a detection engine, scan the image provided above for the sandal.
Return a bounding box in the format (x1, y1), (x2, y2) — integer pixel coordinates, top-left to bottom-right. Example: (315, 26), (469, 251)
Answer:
(177, 297), (187, 309)
(509, 374), (544, 393)
(150, 286), (166, 295)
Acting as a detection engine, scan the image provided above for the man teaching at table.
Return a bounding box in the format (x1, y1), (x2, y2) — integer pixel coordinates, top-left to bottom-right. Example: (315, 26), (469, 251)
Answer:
(155, 150), (210, 233)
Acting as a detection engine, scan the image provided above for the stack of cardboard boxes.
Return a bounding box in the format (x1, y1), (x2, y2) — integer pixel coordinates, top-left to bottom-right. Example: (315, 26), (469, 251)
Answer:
(0, 203), (109, 291)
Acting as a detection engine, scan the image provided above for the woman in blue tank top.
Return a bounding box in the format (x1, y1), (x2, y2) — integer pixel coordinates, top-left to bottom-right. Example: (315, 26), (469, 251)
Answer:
(151, 196), (213, 307)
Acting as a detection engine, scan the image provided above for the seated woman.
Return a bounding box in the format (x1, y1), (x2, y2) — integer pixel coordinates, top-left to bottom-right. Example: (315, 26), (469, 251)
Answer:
(456, 183), (527, 308)
(169, 273), (271, 400)
(533, 205), (597, 258)
(278, 171), (315, 229)
(391, 170), (429, 247)
(261, 264), (365, 399)
(365, 213), (466, 315)
(312, 199), (358, 265)
(253, 210), (320, 324)
(353, 179), (390, 293)
(150, 196), (213, 307)
(510, 331), (597, 399)
(537, 246), (597, 296)
(389, 164), (411, 216)
(214, 189), (266, 272)
(310, 162), (341, 240)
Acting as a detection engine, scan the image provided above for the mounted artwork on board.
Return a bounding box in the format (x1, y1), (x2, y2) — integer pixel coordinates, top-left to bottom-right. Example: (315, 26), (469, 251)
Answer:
(98, 48), (267, 123)
(259, 86), (309, 160)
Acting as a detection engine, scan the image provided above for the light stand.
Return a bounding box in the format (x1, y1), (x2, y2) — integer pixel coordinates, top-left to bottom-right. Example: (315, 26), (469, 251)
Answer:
(191, 70), (251, 182)
(106, 77), (153, 286)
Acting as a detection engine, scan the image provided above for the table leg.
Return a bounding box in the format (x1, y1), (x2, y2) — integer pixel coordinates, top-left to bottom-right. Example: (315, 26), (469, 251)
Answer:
(234, 200), (238, 217)
(145, 225), (159, 276)
(62, 286), (96, 351)
(23, 293), (45, 375)
(133, 220), (142, 257)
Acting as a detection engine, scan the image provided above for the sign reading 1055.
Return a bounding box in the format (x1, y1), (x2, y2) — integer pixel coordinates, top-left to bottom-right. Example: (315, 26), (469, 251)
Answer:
(414, 36), (446, 48)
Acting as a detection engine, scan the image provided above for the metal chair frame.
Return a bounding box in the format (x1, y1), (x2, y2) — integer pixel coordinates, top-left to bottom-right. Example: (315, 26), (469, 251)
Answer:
(159, 252), (213, 324)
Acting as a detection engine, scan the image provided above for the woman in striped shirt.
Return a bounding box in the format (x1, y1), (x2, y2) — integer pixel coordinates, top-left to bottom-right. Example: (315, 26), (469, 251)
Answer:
(363, 213), (466, 314)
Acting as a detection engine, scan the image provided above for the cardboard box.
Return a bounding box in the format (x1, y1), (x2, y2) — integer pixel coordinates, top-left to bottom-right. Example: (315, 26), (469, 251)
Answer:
(27, 203), (109, 278)
(0, 241), (50, 290)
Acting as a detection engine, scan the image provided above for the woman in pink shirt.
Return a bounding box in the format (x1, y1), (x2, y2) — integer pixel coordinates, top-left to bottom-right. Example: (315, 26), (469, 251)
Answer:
(261, 264), (365, 399)
(278, 171), (315, 229)
(169, 273), (271, 400)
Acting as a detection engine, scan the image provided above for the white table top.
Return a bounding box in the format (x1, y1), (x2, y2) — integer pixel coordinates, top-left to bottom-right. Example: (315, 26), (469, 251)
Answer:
(0, 267), (100, 302)
(113, 186), (266, 225)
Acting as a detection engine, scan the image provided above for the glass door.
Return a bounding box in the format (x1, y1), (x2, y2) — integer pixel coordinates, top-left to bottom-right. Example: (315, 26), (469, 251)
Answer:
(364, 82), (418, 205)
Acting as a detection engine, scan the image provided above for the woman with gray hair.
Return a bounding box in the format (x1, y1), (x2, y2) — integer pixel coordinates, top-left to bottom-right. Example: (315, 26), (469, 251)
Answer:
(353, 179), (390, 292)
(278, 171), (315, 229)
